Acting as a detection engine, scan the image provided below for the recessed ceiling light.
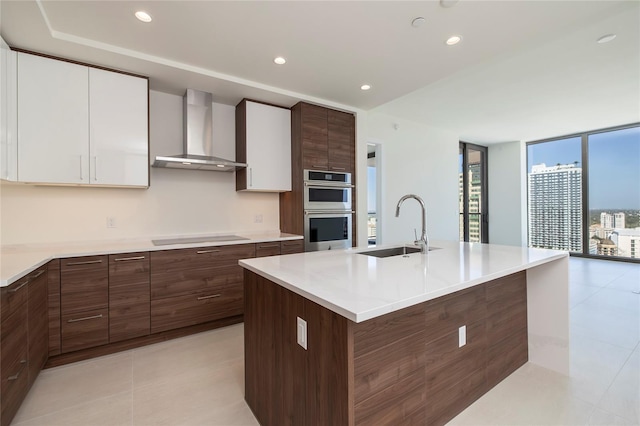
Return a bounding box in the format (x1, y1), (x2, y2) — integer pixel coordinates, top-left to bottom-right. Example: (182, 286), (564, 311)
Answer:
(446, 35), (462, 45)
(411, 17), (426, 28)
(216, 164), (226, 168)
(596, 34), (616, 44)
(135, 11), (152, 23)
(274, 57), (286, 65)
(360, 84), (371, 91)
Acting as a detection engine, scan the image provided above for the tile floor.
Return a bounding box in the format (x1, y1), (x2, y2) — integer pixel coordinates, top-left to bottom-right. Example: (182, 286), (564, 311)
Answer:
(11, 257), (640, 426)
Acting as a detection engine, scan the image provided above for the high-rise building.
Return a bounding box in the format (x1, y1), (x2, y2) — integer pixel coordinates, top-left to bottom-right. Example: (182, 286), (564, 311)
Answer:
(528, 163), (582, 252)
(614, 212), (626, 229)
(600, 212), (614, 229)
(458, 162), (483, 242)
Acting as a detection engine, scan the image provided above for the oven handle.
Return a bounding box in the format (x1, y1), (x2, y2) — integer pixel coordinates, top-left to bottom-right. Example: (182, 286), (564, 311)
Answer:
(304, 182), (354, 189)
(305, 210), (355, 215)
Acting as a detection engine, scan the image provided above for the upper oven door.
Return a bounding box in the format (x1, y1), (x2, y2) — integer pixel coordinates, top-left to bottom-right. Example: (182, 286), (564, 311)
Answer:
(304, 184), (352, 210)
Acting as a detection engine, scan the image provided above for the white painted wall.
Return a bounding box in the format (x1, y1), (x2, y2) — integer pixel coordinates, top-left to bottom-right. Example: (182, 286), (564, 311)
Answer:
(362, 112), (459, 246)
(0, 90), (279, 245)
(488, 141), (527, 246)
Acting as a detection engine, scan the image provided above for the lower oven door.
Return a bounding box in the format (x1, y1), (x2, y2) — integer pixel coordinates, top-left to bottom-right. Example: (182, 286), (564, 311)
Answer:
(304, 210), (353, 251)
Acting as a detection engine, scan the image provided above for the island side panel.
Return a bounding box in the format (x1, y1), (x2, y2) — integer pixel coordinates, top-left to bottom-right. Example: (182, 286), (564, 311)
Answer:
(526, 256), (570, 375)
(243, 270), (353, 426)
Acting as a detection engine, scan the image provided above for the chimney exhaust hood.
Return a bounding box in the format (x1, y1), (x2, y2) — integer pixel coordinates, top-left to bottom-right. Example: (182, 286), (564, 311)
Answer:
(152, 89), (247, 172)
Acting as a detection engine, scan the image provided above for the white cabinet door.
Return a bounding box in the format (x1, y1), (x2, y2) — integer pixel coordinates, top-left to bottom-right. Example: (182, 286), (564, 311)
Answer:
(245, 101), (291, 192)
(0, 39), (17, 181)
(17, 53), (89, 184)
(89, 68), (148, 187)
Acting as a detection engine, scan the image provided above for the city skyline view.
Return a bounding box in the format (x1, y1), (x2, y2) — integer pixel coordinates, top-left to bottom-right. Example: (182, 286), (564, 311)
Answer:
(527, 126), (640, 210)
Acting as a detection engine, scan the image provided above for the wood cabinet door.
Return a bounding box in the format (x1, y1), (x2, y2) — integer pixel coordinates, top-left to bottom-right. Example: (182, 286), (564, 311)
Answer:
(61, 256), (108, 314)
(256, 242), (281, 258)
(280, 240), (304, 255)
(327, 109), (355, 173)
(89, 68), (149, 187)
(17, 52), (89, 184)
(27, 267), (48, 387)
(61, 308), (109, 353)
(109, 253), (150, 343)
(300, 103), (328, 171)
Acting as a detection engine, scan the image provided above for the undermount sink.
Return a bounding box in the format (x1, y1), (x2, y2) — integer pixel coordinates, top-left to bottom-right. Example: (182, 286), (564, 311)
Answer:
(358, 245), (438, 258)
(152, 235), (249, 246)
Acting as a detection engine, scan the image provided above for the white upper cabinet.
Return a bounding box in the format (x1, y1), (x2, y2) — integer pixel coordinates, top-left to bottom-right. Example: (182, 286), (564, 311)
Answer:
(0, 37), (17, 181)
(89, 68), (148, 187)
(18, 53), (89, 184)
(236, 100), (291, 192)
(16, 52), (149, 187)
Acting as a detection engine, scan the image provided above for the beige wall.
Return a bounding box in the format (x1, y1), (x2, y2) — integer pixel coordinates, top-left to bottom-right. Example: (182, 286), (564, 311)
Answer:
(0, 91), (280, 245)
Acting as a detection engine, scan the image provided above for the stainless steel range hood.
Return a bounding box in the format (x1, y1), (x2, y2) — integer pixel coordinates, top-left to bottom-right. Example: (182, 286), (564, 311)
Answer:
(152, 89), (247, 172)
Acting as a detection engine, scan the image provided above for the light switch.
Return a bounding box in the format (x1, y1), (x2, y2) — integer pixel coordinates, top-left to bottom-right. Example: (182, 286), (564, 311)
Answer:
(459, 325), (466, 347)
(297, 317), (307, 350)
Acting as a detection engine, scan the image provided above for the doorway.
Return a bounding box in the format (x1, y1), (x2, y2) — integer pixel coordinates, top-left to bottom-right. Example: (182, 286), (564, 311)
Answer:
(367, 143), (381, 246)
(459, 142), (489, 243)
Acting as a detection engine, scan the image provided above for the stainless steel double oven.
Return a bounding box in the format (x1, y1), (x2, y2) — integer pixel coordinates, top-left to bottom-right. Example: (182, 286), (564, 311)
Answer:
(303, 170), (353, 251)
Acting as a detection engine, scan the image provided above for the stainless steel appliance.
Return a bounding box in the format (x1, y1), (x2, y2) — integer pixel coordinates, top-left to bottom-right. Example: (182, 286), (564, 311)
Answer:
(303, 169), (353, 251)
(303, 170), (353, 211)
(304, 210), (353, 251)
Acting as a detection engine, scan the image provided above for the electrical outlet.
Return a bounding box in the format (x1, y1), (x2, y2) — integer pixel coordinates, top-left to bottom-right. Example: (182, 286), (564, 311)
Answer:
(297, 317), (307, 350)
(254, 214), (263, 223)
(106, 217), (117, 228)
(458, 325), (466, 347)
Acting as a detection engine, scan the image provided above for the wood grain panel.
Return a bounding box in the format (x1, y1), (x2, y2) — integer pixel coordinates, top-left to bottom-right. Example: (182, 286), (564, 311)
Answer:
(150, 244), (255, 274)
(109, 253), (150, 343)
(150, 284), (243, 333)
(327, 109), (354, 173)
(235, 99), (248, 190)
(61, 308), (109, 353)
(27, 268), (48, 386)
(1, 273), (29, 318)
(60, 255), (108, 314)
(279, 103), (304, 236)
(355, 368), (426, 425)
(423, 286), (486, 343)
(354, 332), (426, 405)
(300, 102), (328, 170)
(487, 326), (528, 389)
(1, 298), (28, 426)
(280, 240), (304, 255)
(353, 302), (426, 358)
(150, 265), (243, 300)
(255, 242), (281, 258)
(425, 367), (487, 426)
(47, 259), (61, 356)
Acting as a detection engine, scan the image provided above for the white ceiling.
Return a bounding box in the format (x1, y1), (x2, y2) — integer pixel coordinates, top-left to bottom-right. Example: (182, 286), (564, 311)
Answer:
(1, 0), (638, 144)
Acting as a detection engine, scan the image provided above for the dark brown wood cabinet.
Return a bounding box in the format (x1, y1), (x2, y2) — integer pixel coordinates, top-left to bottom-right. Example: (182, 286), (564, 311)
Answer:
(47, 260), (61, 356)
(1, 266), (49, 426)
(60, 256), (108, 353)
(281, 102), (356, 245)
(244, 270), (529, 426)
(280, 240), (304, 255)
(149, 244), (255, 333)
(256, 242), (281, 258)
(109, 253), (150, 343)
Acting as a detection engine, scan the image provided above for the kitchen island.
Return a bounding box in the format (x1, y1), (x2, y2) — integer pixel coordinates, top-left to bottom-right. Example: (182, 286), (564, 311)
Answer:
(239, 240), (569, 425)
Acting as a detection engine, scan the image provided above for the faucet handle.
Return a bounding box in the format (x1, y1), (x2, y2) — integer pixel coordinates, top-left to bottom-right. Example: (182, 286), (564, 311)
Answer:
(414, 228), (418, 241)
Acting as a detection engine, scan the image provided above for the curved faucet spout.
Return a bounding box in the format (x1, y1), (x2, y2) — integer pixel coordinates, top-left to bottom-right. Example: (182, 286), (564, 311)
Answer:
(395, 194), (429, 253)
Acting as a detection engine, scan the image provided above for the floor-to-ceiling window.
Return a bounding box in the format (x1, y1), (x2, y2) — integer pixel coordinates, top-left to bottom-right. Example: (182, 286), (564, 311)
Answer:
(367, 144), (378, 247)
(527, 123), (640, 261)
(459, 142), (488, 243)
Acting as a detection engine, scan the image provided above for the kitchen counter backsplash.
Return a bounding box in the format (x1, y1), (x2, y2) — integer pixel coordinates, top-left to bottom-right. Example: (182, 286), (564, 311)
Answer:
(1, 231), (302, 286)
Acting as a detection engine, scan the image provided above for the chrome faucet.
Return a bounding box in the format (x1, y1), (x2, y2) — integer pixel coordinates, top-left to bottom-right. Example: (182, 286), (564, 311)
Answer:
(395, 194), (429, 254)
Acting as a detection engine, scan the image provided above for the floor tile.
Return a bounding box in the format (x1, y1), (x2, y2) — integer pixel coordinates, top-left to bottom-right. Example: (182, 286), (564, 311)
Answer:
(12, 392), (132, 426)
(570, 303), (640, 349)
(597, 345), (640, 423)
(12, 352), (133, 423)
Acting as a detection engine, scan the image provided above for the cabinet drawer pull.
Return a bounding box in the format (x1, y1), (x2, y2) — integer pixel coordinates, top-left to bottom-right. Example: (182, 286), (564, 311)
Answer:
(67, 314), (103, 323)
(8, 279), (29, 293)
(312, 165), (324, 169)
(196, 249), (221, 254)
(66, 260), (103, 266)
(282, 241), (301, 246)
(197, 294), (222, 301)
(114, 256), (146, 262)
(8, 360), (27, 381)
(31, 270), (45, 279)
(258, 244), (279, 248)
(330, 167), (346, 171)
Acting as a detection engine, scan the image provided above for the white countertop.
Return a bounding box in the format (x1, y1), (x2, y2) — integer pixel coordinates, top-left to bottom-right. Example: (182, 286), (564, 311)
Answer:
(1, 231), (302, 287)
(239, 240), (568, 323)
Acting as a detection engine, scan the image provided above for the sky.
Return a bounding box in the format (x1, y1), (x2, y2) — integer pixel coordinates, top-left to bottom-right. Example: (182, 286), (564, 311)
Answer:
(527, 126), (640, 210)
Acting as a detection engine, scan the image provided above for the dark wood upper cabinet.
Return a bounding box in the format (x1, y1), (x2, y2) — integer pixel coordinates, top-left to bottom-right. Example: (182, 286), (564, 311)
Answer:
(327, 109), (355, 173)
(300, 103), (329, 171)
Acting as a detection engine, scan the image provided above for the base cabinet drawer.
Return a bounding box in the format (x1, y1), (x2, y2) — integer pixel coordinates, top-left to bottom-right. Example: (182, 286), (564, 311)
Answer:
(61, 308), (109, 353)
(151, 286), (243, 334)
(280, 240), (304, 254)
(256, 243), (281, 258)
(61, 256), (108, 314)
